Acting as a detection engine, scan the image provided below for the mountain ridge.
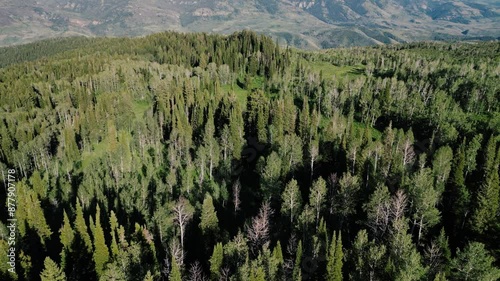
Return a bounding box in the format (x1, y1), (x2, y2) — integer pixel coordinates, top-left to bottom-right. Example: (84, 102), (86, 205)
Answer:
(0, 0), (498, 48)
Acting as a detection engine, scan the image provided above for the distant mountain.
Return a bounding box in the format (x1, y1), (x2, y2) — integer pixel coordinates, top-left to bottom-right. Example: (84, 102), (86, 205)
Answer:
(0, 0), (498, 48)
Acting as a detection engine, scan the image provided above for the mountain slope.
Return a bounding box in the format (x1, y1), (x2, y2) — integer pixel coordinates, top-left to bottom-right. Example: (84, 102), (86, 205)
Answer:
(0, 0), (498, 48)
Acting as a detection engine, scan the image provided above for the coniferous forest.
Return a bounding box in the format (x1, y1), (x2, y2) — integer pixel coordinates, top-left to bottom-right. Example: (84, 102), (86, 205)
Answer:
(0, 31), (499, 281)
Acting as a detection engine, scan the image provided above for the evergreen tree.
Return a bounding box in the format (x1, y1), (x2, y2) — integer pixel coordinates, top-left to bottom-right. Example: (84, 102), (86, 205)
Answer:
(40, 257), (66, 281)
(450, 242), (500, 281)
(143, 270), (154, 281)
(59, 210), (74, 268)
(350, 229), (386, 281)
(93, 205), (110, 277)
(333, 232), (343, 281)
(472, 135), (499, 233)
(109, 211), (119, 259)
(260, 151), (282, 199)
(200, 194), (219, 235)
(388, 218), (427, 281)
(250, 265), (266, 281)
(447, 144), (470, 232)
(269, 241), (284, 280)
(432, 146), (453, 193)
(210, 242), (224, 280)
(293, 240), (302, 281)
(464, 134), (483, 178)
(326, 231), (343, 281)
(75, 200), (92, 251)
(170, 256), (182, 281)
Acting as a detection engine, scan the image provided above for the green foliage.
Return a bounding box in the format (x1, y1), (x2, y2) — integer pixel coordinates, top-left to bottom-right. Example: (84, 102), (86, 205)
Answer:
(200, 194), (219, 235)
(40, 257), (66, 281)
(350, 229), (386, 281)
(75, 201), (93, 252)
(259, 151), (282, 199)
(326, 231), (343, 281)
(450, 242), (500, 281)
(93, 205), (110, 277)
(59, 210), (74, 268)
(210, 242), (224, 280)
(170, 256), (182, 281)
(333, 233), (344, 281)
(59, 211), (74, 250)
(333, 172), (360, 226)
(0, 32), (498, 281)
(406, 167), (441, 241)
(472, 136), (499, 233)
(249, 264), (266, 281)
(269, 241), (284, 280)
(293, 240), (302, 281)
(309, 177), (327, 226)
(433, 272), (448, 281)
(447, 144), (470, 233)
(388, 219), (427, 281)
(16, 180), (52, 243)
(432, 146), (453, 192)
(281, 179), (302, 224)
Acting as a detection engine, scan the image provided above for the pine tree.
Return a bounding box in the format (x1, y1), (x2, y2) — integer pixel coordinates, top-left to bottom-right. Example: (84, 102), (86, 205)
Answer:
(16, 181), (52, 243)
(472, 135), (499, 233)
(298, 96), (310, 142)
(389, 218), (427, 281)
(60, 211), (74, 250)
(432, 146), (453, 193)
(75, 200), (92, 251)
(250, 265), (266, 281)
(109, 211), (119, 259)
(170, 256), (182, 281)
(464, 134), (483, 178)
(210, 242), (224, 280)
(270, 241), (284, 280)
(200, 194), (219, 235)
(448, 143), (469, 232)
(30, 170), (46, 199)
(333, 232), (343, 281)
(40, 257), (66, 281)
(433, 272), (447, 281)
(260, 151), (282, 199)
(93, 205), (110, 277)
(59, 210), (74, 268)
(143, 270), (154, 281)
(293, 240), (302, 281)
(326, 231), (337, 281)
(450, 242), (500, 281)
(351, 229), (386, 281)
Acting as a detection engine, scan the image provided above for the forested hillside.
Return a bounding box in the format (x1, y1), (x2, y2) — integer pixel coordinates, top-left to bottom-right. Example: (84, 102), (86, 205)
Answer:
(0, 31), (499, 281)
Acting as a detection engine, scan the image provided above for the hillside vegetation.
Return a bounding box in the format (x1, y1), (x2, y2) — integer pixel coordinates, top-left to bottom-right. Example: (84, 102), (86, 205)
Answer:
(0, 31), (499, 281)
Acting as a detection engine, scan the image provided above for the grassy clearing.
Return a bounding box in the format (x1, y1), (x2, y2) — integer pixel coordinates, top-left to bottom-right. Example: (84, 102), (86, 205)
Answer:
(306, 60), (365, 80)
(319, 115), (382, 141)
(353, 120), (382, 140)
(133, 100), (150, 119)
(222, 83), (248, 109)
(81, 140), (108, 170)
(251, 76), (265, 89)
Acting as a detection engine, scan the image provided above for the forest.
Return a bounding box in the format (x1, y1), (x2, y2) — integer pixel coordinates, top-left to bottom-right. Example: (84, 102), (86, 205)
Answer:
(0, 31), (499, 281)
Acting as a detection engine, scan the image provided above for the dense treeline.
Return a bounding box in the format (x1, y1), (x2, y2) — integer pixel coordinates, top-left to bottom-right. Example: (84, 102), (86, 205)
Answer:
(0, 31), (499, 281)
